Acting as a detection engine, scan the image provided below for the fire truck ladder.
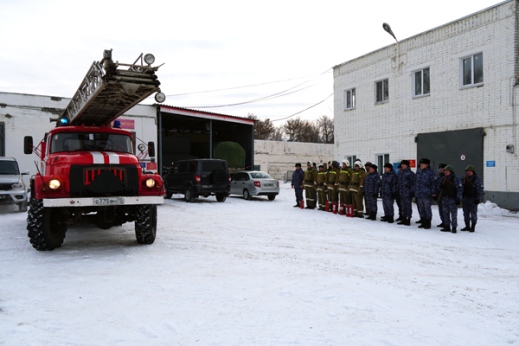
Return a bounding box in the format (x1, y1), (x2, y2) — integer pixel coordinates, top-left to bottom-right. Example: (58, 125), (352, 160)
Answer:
(61, 49), (165, 126)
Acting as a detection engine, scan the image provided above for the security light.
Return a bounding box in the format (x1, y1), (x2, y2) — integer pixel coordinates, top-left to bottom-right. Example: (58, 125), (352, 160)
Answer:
(144, 53), (155, 65)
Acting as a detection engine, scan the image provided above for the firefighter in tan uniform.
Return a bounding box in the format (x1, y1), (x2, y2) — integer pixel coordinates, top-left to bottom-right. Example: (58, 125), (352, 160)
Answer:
(349, 160), (366, 217)
(316, 164), (328, 210)
(303, 161), (318, 209)
(338, 160), (353, 214)
(326, 161), (340, 212)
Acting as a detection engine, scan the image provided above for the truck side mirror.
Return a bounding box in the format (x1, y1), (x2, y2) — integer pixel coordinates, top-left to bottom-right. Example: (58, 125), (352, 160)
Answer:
(148, 142), (155, 158)
(24, 136), (33, 154)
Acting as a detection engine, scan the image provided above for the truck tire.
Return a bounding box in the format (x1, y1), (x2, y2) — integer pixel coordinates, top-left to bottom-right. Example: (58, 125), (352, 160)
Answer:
(135, 205), (157, 244)
(27, 198), (67, 251)
(215, 193), (227, 202)
(184, 187), (194, 202)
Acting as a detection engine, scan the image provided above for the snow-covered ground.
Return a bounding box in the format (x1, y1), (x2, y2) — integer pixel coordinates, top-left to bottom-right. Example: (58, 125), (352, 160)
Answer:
(1, 183), (518, 345)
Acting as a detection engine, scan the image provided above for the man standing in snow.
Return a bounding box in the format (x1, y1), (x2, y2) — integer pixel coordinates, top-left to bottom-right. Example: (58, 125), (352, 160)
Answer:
(435, 163), (448, 228)
(364, 164), (381, 220)
(338, 160), (353, 214)
(380, 163), (398, 223)
(326, 161), (340, 212)
(349, 160), (366, 218)
(397, 160), (415, 226)
(414, 158), (436, 229)
(303, 161), (317, 209)
(291, 163), (304, 208)
(438, 165), (463, 233)
(316, 163), (328, 210)
(461, 165), (484, 232)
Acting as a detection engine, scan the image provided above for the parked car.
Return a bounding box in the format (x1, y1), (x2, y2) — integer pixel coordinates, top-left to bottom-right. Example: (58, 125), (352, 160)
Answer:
(0, 157), (29, 212)
(230, 171), (279, 201)
(163, 159), (230, 202)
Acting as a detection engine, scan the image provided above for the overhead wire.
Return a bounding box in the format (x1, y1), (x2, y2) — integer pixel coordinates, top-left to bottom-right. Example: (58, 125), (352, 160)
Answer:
(173, 67), (332, 109)
(165, 75), (311, 97)
(270, 93), (334, 122)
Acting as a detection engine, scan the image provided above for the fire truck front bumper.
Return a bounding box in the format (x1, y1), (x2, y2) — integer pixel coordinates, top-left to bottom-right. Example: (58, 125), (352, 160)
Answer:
(43, 196), (164, 208)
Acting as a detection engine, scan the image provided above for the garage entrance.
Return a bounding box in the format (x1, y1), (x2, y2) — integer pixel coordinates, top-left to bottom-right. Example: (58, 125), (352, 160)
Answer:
(416, 128), (485, 180)
(158, 106), (255, 174)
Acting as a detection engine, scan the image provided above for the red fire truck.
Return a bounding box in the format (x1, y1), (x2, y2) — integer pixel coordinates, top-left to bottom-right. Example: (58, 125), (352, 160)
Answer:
(24, 50), (166, 250)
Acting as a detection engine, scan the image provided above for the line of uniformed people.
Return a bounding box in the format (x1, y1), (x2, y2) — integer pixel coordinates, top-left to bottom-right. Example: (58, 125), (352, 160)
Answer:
(297, 158), (484, 234)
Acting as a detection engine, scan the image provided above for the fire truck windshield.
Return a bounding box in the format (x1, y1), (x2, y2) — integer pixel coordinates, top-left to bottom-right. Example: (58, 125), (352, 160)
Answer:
(50, 132), (133, 154)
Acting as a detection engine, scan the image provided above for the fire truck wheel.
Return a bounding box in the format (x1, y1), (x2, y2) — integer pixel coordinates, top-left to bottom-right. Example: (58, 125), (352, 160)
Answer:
(135, 205), (157, 244)
(27, 199), (67, 251)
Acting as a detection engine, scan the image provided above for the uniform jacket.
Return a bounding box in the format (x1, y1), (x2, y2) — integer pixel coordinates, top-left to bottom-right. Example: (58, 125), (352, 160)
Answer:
(327, 168), (339, 187)
(349, 169), (366, 192)
(381, 170), (398, 198)
(462, 173), (484, 201)
(397, 167), (416, 198)
(414, 167), (436, 198)
(439, 173), (463, 200)
(292, 169), (304, 189)
(364, 172), (381, 197)
(316, 170), (327, 187)
(303, 168), (317, 186)
(338, 168), (353, 189)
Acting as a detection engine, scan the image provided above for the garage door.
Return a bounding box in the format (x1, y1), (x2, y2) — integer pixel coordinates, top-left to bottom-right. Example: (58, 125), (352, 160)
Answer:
(416, 128), (484, 180)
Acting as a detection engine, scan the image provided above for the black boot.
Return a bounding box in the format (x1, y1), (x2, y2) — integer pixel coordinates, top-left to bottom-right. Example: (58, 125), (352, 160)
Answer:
(423, 219), (431, 229)
(416, 218), (423, 224)
(437, 222), (445, 228)
(395, 215), (403, 222)
(470, 222), (476, 233)
(451, 227), (457, 234)
(380, 215), (388, 221)
(404, 217), (411, 226)
(397, 217), (406, 225)
(440, 225), (451, 232)
(371, 212), (377, 221)
(418, 219), (426, 228)
(460, 220), (470, 231)
(386, 216), (394, 224)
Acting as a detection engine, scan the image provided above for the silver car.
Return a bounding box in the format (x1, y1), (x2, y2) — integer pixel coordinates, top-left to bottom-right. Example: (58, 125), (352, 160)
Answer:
(0, 157), (29, 212)
(230, 171), (279, 201)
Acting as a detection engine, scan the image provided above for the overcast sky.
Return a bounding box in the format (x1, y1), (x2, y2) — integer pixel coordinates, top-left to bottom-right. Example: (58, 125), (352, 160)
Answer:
(0, 0), (501, 123)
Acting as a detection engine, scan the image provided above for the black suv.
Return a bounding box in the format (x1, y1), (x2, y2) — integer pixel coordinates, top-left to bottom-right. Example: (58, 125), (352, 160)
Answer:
(163, 159), (230, 202)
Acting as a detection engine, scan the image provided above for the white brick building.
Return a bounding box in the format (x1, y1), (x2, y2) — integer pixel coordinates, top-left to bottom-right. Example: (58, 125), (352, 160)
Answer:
(333, 0), (519, 210)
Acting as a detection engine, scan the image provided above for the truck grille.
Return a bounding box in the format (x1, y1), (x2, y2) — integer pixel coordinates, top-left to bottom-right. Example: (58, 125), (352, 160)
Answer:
(84, 168), (126, 186)
(70, 164), (138, 197)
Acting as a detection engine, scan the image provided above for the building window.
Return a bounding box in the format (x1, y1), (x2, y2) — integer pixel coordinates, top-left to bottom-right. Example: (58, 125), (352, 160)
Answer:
(345, 155), (357, 168)
(376, 154), (390, 175)
(375, 79), (389, 103)
(344, 88), (356, 110)
(414, 68), (430, 96)
(462, 53), (483, 86)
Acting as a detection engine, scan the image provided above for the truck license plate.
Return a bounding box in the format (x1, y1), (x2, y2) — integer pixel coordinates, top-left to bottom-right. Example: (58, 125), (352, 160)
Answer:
(93, 197), (125, 205)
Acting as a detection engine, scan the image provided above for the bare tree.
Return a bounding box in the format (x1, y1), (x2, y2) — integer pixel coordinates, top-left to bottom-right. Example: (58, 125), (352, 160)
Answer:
(317, 115), (334, 143)
(283, 117), (320, 143)
(248, 114), (276, 140)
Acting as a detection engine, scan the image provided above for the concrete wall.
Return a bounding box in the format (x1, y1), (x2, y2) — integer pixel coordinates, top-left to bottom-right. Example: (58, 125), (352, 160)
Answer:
(333, 1), (519, 209)
(254, 140), (334, 180)
(0, 92), (158, 177)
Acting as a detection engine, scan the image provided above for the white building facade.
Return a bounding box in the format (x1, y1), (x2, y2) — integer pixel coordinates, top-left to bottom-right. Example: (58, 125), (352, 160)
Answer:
(333, 0), (519, 210)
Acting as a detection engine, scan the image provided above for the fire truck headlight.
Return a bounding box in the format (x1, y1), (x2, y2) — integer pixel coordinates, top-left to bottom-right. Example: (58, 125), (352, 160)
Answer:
(145, 178), (156, 188)
(48, 179), (61, 190)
